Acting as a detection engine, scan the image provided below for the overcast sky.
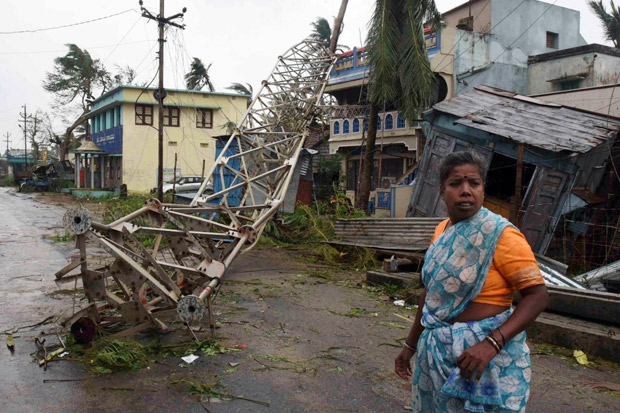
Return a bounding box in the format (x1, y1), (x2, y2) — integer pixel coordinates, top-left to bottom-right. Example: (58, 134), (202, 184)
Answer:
(0, 0), (611, 151)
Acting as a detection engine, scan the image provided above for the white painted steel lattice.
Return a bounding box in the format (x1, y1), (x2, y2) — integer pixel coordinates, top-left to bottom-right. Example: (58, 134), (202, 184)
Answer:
(58, 39), (336, 331)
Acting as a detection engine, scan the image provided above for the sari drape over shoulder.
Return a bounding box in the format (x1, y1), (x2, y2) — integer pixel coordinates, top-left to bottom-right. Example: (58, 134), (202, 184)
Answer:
(412, 207), (531, 413)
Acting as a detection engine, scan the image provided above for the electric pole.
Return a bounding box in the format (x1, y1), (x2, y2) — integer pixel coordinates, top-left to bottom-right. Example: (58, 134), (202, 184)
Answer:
(139, 0), (186, 201)
(3, 132), (10, 176)
(20, 105), (29, 170)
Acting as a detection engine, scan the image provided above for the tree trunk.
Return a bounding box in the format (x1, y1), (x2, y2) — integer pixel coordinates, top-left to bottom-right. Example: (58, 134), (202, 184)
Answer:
(60, 111), (88, 161)
(356, 103), (378, 213)
(329, 0), (349, 53)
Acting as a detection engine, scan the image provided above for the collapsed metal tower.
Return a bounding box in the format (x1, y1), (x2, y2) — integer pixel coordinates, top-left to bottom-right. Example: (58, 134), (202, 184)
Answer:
(59, 39), (336, 331)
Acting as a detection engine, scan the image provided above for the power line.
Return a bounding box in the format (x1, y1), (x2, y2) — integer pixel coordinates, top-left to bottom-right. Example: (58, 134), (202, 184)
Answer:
(0, 39), (155, 56)
(0, 9), (137, 35)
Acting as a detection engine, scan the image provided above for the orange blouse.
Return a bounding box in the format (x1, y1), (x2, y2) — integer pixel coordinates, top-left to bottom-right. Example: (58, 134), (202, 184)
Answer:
(430, 219), (545, 306)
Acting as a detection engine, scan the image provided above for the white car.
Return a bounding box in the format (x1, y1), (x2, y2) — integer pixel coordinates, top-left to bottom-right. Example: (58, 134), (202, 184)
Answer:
(153, 176), (213, 194)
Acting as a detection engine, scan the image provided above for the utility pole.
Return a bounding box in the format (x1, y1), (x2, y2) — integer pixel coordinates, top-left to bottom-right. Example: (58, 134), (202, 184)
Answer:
(139, 0), (186, 201)
(3, 132), (10, 176)
(20, 105), (29, 170)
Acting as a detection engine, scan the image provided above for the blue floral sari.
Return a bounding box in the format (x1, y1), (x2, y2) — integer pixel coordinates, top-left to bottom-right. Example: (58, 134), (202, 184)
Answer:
(412, 207), (531, 412)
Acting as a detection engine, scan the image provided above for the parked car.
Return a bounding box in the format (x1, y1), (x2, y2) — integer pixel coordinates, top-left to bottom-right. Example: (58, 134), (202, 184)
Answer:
(152, 176), (213, 194)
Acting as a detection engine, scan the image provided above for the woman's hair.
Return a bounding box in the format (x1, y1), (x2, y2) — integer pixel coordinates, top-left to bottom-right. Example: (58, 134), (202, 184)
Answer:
(438, 150), (487, 188)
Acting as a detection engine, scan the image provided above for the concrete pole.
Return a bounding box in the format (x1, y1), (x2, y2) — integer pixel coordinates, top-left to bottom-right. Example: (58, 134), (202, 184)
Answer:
(76, 154), (81, 189)
(90, 155), (95, 189)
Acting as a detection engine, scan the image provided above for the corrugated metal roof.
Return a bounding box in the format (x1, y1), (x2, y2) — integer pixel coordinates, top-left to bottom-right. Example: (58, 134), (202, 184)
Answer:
(433, 85), (620, 153)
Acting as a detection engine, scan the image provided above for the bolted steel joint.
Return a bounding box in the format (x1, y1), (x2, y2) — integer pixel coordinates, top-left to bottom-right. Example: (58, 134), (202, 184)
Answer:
(177, 295), (207, 324)
(239, 225), (257, 244)
(63, 208), (92, 235)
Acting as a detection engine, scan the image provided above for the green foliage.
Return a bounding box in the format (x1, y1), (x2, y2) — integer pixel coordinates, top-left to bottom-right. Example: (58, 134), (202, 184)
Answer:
(367, 0), (441, 119)
(85, 339), (148, 374)
(101, 195), (151, 224)
(185, 58), (214, 91)
(260, 191), (376, 270)
(50, 230), (76, 243)
(315, 155), (342, 201)
(589, 0), (620, 47)
(43, 44), (111, 107)
(0, 176), (14, 187)
(310, 17), (332, 44)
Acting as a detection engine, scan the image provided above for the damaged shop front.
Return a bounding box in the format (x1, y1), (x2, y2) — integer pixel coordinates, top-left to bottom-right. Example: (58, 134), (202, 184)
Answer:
(407, 85), (620, 261)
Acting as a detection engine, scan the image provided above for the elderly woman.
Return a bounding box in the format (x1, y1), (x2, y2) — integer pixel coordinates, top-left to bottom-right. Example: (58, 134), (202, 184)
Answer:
(395, 150), (549, 412)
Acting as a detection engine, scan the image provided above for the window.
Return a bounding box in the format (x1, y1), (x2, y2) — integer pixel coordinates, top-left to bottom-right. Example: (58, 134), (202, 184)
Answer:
(196, 108), (213, 128)
(376, 116), (382, 131)
(397, 114), (406, 129)
(561, 79), (581, 91)
(385, 114), (393, 130)
(135, 104), (153, 125)
(352, 119), (360, 133)
(546, 31), (559, 49)
(363, 119), (368, 132)
(163, 106), (180, 127)
(333, 121), (340, 135)
(343, 119), (350, 134)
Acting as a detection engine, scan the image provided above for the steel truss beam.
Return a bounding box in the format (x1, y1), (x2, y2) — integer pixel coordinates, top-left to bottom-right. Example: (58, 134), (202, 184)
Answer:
(59, 39), (336, 331)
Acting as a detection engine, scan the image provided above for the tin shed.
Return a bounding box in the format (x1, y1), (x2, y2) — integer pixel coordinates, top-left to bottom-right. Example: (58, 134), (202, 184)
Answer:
(407, 85), (620, 254)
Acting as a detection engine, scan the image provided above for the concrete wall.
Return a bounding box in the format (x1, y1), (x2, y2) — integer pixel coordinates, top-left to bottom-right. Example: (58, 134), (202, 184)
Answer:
(533, 85), (620, 118)
(529, 51), (620, 94)
(121, 88), (249, 193)
(453, 0), (586, 95)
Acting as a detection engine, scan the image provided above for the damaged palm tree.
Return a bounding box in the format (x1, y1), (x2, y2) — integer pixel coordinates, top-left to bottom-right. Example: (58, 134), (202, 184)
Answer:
(58, 39), (336, 333)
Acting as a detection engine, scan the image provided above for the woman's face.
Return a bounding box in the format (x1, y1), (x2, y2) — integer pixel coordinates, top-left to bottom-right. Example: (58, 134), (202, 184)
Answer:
(441, 163), (484, 223)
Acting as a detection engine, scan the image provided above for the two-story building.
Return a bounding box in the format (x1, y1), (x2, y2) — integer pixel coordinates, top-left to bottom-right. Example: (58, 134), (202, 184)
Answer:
(326, 0), (591, 216)
(441, 0), (587, 95)
(528, 43), (620, 117)
(82, 85), (249, 193)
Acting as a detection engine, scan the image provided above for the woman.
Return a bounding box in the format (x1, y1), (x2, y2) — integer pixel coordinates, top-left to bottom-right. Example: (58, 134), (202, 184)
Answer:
(395, 150), (549, 412)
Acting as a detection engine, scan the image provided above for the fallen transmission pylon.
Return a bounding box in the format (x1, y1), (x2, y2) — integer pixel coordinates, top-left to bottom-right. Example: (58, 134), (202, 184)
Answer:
(58, 39), (336, 332)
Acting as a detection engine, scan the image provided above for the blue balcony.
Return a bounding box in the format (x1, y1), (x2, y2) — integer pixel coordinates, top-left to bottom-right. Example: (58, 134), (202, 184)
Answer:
(328, 29), (441, 86)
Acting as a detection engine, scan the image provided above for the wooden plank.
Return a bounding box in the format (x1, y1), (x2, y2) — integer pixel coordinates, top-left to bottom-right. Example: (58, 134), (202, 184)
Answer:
(516, 285), (620, 326)
(528, 312), (620, 363)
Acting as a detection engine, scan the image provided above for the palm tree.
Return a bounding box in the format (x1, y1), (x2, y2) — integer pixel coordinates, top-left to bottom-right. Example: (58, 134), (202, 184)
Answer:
(43, 44), (112, 160)
(310, 17), (332, 44)
(355, 0), (440, 211)
(589, 0), (620, 47)
(185, 58), (214, 91)
(226, 82), (253, 96)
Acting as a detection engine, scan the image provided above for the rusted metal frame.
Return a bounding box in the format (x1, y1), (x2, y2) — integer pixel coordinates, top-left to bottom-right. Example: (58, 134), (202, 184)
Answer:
(87, 231), (144, 264)
(156, 261), (208, 277)
(205, 164), (290, 200)
(105, 206), (154, 229)
(121, 227), (182, 297)
(159, 210), (211, 260)
(165, 210), (237, 232)
(110, 274), (132, 301)
(89, 235), (179, 302)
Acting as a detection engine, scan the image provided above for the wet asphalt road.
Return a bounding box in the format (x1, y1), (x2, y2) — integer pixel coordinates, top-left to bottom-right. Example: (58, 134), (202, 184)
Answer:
(1, 187), (620, 413)
(0, 187), (85, 412)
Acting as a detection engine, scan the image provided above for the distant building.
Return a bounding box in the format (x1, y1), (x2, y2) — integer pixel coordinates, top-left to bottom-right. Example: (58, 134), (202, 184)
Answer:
(527, 44), (620, 117)
(437, 0), (587, 96)
(82, 85), (250, 193)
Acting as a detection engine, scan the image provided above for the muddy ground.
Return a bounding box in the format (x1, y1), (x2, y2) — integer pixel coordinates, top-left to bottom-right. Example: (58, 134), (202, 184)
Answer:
(1, 188), (620, 412)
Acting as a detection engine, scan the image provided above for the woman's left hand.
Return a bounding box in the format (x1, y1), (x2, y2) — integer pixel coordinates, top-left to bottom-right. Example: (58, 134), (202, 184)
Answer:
(457, 339), (497, 381)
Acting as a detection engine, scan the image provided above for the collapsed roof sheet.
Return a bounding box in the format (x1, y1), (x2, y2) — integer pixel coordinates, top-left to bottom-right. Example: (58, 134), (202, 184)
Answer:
(432, 85), (620, 153)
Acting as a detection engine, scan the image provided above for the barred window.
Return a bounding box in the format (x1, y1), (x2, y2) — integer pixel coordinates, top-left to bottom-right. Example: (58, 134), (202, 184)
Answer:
(196, 108), (213, 129)
(163, 106), (180, 127)
(135, 104), (153, 125)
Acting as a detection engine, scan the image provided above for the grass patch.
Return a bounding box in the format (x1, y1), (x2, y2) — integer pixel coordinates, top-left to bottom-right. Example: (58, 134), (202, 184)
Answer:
(49, 230), (76, 243)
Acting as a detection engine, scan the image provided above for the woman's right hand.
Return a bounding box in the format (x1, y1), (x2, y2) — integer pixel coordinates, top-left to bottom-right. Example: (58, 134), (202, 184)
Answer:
(395, 347), (415, 380)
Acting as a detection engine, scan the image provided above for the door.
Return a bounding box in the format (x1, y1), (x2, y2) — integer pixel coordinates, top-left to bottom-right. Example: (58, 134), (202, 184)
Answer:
(520, 166), (575, 254)
(406, 131), (492, 217)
